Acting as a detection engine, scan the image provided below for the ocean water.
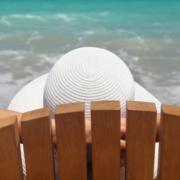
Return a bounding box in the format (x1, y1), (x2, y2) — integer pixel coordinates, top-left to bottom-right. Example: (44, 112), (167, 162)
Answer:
(0, 0), (180, 108)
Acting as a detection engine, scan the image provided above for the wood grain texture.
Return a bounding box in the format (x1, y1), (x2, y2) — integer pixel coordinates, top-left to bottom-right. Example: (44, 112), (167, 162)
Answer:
(21, 107), (55, 180)
(126, 101), (157, 180)
(158, 104), (180, 180)
(91, 101), (120, 180)
(0, 116), (23, 180)
(55, 102), (87, 180)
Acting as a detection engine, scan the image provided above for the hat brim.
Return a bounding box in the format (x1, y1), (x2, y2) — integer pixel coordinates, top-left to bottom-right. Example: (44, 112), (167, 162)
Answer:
(12, 73), (160, 180)
(8, 73), (161, 113)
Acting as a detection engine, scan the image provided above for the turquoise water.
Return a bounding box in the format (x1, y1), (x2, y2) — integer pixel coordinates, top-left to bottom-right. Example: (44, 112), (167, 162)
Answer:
(0, 0), (180, 107)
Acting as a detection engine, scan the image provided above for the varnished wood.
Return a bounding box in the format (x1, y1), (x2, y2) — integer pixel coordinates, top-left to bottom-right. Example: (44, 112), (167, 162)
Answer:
(158, 104), (180, 180)
(2, 101), (180, 180)
(0, 116), (23, 180)
(91, 101), (120, 180)
(126, 101), (157, 180)
(21, 107), (55, 180)
(55, 102), (87, 180)
(0, 108), (23, 143)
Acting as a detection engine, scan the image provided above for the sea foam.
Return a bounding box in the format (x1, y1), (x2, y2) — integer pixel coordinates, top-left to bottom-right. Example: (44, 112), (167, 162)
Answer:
(1, 16), (12, 26)
(55, 14), (75, 22)
(10, 14), (45, 21)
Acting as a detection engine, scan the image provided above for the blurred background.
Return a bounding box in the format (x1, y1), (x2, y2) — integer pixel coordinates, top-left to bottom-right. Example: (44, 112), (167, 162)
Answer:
(0, 0), (180, 108)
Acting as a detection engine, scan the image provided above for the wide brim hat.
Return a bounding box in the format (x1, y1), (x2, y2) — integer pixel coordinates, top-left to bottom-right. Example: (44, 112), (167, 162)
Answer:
(8, 47), (161, 117)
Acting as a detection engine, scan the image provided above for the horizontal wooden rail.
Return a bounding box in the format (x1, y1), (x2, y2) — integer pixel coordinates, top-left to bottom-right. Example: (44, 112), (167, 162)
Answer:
(0, 101), (180, 180)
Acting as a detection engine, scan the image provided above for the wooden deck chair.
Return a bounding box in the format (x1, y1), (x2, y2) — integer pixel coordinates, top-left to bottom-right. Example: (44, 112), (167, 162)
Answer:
(0, 101), (180, 180)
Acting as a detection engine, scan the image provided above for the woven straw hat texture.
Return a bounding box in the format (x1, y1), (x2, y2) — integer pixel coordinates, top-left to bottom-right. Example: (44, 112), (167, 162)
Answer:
(8, 47), (161, 116)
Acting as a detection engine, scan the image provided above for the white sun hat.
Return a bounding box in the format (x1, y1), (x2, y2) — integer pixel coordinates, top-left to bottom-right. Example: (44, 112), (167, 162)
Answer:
(9, 47), (161, 180)
(8, 47), (161, 117)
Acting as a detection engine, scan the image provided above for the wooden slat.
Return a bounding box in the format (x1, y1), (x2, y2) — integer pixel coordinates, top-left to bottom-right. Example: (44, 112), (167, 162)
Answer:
(91, 101), (120, 180)
(0, 116), (23, 180)
(55, 102), (87, 180)
(158, 104), (180, 180)
(21, 107), (55, 180)
(126, 101), (157, 180)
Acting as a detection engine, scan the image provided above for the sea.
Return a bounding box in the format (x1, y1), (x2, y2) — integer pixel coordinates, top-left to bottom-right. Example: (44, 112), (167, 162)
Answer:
(0, 0), (180, 108)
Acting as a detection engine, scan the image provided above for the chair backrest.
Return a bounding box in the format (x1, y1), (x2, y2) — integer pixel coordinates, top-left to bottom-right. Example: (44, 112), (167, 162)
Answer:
(0, 101), (180, 180)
